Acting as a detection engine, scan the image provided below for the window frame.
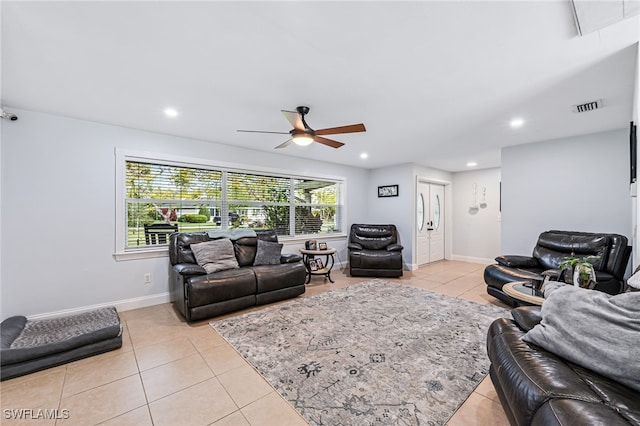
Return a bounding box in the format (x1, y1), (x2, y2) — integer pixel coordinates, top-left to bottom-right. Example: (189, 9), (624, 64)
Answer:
(114, 149), (347, 260)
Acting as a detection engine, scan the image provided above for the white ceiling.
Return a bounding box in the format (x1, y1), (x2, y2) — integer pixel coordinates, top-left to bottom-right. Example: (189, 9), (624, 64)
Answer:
(1, 1), (638, 171)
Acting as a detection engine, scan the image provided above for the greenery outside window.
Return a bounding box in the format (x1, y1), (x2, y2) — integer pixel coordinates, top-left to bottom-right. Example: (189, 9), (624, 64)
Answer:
(121, 154), (344, 251)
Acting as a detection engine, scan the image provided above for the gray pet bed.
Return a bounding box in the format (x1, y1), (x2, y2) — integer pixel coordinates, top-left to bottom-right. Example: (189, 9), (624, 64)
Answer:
(1, 307), (122, 381)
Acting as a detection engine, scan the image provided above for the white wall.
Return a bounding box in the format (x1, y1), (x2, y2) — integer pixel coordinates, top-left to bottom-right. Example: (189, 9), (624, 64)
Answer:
(451, 168), (501, 262)
(366, 164), (415, 268)
(502, 129), (632, 256)
(0, 109), (370, 319)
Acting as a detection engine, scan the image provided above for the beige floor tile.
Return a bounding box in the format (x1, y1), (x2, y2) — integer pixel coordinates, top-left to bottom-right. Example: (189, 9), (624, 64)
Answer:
(474, 375), (501, 403)
(58, 375), (147, 425)
(431, 283), (468, 297)
(211, 410), (251, 426)
(126, 317), (188, 349)
(217, 364), (274, 408)
(148, 378), (237, 426)
(241, 392), (308, 426)
(134, 336), (197, 371)
(445, 392), (509, 426)
(1, 368), (65, 412)
(119, 304), (175, 322)
(447, 274), (486, 288)
(62, 350), (139, 397)
(0, 365), (66, 390)
(99, 406), (153, 426)
(141, 353), (214, 402)
(201, 343), (248, 376)
(405, 278), (446, 291)
(183, 323), (229, 353)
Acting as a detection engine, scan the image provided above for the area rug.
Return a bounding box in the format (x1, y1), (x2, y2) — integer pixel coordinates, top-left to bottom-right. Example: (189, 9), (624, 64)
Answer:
(211, 279), (508, 425)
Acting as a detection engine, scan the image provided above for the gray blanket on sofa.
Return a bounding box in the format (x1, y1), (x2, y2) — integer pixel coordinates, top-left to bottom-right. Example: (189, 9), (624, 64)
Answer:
(523, 283), (640, 392)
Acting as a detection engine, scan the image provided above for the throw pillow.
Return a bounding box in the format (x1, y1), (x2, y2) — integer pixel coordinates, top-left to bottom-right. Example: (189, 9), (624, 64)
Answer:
(253, 239), (283, 266)
(522, 282), (640, 391)
(190, 239), (239, 274)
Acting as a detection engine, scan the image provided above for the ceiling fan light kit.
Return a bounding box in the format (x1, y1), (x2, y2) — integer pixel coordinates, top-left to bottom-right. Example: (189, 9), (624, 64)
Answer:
(293, 134), (314, 146)
(237, 105), (366, 149)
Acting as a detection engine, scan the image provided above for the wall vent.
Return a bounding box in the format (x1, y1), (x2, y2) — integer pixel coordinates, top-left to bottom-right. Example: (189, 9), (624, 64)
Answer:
(572, 99), (602, 113)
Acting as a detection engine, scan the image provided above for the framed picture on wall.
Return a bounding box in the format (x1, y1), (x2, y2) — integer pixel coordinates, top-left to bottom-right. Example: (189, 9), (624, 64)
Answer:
(378, 185), (399, 197)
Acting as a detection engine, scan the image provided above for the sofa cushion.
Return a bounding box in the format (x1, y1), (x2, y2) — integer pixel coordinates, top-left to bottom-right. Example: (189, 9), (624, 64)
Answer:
(523, 282), (640, 392)
(253, 239), (283, 266)
(190, 239), (239, 274)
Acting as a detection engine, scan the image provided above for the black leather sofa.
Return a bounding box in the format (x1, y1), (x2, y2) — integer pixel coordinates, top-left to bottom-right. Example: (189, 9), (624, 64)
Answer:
(348, 224), (404, 277)
(484, 230), (631, 306)
(169, 230), (306, 321)
(487, 306), (640, 425)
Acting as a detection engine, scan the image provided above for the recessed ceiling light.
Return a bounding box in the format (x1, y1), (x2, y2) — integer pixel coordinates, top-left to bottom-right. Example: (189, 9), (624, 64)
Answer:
(164, 108), (178, 117)
(360, 153), (368, 159)
(466, 162), (477, 167)
(510, 118), (524, 128)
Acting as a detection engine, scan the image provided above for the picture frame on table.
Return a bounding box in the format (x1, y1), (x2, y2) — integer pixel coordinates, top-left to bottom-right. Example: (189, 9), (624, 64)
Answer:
(309, 259), (318, 271)
(315, 258), (324, 269)
(305, 240), (317, 250)
(318, 242), (328, 250)
(378, 184), (399, 198)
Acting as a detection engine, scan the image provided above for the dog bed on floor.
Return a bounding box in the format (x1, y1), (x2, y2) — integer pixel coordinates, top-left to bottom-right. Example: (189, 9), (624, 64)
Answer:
(1, 306), (122, 381)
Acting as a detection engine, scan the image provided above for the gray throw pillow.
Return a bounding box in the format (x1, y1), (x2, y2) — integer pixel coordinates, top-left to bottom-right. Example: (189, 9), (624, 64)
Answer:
(522, 282), (640, 391)
(253, 239), (283, 266)
(190, 239), (239, 274)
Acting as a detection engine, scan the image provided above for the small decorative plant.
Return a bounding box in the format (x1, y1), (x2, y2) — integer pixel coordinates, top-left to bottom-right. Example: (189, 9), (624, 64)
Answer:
(558, 253), (599, 288)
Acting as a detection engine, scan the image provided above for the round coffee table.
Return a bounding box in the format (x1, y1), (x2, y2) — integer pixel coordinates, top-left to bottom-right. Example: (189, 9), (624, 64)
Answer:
(299, 248), (336, 283)
(503, 281), (545, 305)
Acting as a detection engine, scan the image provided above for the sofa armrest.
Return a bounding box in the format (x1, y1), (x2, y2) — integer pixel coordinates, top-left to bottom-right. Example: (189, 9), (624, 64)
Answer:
(348, 243), (363, 250)
(280, 253), (302, 264)
(173, 263), (206, 276)
(510, 306), (542, 332)
(495, 255), (540, 268)
(387, 244), (403, 252)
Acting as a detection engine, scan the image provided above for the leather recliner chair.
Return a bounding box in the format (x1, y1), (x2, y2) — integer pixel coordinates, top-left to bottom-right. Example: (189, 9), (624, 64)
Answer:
(348, 224), (404, 277)
(484, 230), (631, 306)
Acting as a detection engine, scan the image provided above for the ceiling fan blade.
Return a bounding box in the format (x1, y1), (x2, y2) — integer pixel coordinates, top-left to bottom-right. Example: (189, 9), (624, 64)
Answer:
(281, 110), (305, 130)
(315, 123), (366, 136)
(237, 130), (290, 134)
(275, 139), (294, 149)
(314, 136), (345, 149)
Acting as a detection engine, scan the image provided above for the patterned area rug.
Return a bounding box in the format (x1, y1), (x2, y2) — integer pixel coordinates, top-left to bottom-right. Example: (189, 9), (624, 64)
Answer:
(211, 280), (507, 426)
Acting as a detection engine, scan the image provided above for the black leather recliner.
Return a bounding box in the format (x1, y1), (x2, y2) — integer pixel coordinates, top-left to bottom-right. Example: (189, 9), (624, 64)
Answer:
(484, 230), (631, 306)
(348, 224), (404, 277)
(487, 306), (640, 425)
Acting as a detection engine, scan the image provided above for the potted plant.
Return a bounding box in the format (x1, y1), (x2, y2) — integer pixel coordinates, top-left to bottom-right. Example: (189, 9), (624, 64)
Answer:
(558, 254), (599, 288)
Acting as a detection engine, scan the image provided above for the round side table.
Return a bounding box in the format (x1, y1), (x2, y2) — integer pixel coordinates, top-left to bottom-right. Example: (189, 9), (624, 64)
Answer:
(299, 248), (337, 283)
(503, 281), (545, 305)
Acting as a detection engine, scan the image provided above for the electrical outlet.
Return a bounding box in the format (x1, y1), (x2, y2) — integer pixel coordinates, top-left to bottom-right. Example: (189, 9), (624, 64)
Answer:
(144, 273), (152, 284)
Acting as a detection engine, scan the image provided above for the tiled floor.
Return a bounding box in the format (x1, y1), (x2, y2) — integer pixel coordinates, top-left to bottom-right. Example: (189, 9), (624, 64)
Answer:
(1, 260), (511, 425)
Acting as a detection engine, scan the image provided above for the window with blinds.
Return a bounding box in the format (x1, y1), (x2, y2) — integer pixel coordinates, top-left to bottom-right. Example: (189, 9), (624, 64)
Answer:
(124, 159), (343, 248)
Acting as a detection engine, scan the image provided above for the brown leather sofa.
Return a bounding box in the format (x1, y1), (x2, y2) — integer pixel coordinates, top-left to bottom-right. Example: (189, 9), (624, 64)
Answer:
(484, 230), (631, 306)
(169, 229), (306, 321)
(348, 224), (404, 277)
(487, 306), (640, 425)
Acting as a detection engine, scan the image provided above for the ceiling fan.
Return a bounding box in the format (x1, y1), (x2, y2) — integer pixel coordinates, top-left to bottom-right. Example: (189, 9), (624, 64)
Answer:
(237, 106), (366, 149)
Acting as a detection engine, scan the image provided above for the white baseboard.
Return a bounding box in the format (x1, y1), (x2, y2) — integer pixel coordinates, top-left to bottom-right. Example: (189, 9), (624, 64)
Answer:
(27, 292), (171, 320)
(450, 255), (494, 264)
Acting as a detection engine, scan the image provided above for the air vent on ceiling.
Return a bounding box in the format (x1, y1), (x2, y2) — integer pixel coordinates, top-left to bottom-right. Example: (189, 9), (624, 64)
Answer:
(572, 99), (602, 113)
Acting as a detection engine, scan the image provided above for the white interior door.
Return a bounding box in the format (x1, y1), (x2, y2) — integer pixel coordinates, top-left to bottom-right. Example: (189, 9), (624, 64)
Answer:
(416, 182), (430, 265)
(416, 182), (445, 265)
(428, 183), (445, 262)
